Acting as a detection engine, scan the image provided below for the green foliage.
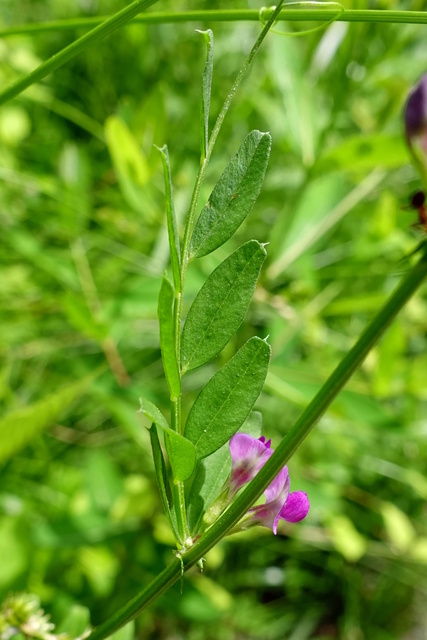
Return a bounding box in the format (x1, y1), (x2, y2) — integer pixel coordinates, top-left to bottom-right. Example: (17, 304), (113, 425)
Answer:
(157, 145), (181, 290)
(198, 29), (214, 161)
(181, 241), (267, 372)
(139, 398), (195, 481)
(158, 276), (180, 398)
(185, 337), (270, 460)
(0, 377), (95, 464)
(1, 2), (427, 639)
(190, 131), (272, 257)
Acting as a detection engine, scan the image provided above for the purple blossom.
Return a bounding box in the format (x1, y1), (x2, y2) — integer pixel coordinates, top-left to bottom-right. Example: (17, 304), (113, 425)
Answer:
(404, 75), (427, 182)
(229, 433), (310, 534)
(228, 433), (273, 496)
(405, 75), (427, 144)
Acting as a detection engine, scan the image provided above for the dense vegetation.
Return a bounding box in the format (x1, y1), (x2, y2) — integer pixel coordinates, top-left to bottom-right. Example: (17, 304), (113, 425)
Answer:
(1, 2), (426, 638)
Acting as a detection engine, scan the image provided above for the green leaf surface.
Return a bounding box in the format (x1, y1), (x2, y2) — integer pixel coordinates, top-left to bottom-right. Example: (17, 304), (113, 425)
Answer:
(197, 29), (214, 161)
(181, 240), (266, 373)
(157, 145), (181, 291)
(188, 410), (263, 534)
(190, 130), (271, 258)
(0, 377), (93, 464)
(158, 275), (181, 398)
(149, 424), (180, 541)
(185, 337), (271, 459)
(139, 398), (195, 481)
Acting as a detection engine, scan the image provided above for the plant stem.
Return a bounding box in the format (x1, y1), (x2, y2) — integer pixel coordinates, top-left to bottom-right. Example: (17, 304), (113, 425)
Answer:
(89, 244), (427, 640)
(2, 9), (427, 37)
(0, 0), (160, 107)
(169, 0), (285, 548)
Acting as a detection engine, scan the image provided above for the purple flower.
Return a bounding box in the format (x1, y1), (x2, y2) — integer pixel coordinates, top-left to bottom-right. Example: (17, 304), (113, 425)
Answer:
(228, 433), (273, 496)
(229, 433), (310, 534)
(248, 466), (310, 534)
(405, 75), (427, 144)
(404, 75), (427, 182)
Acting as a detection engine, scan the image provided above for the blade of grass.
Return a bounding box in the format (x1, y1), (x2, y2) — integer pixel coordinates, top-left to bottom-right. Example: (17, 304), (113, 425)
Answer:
(0, 0), (161, 107)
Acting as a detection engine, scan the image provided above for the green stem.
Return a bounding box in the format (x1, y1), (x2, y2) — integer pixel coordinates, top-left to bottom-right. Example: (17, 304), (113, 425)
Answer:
(180, 1), (285, 286)
(89, 244), (427, 640)
(169, 0), (285, 552)
(170, 480), (188, 545)
(2, 9), (427, 37)
(0, 0), (160, 107)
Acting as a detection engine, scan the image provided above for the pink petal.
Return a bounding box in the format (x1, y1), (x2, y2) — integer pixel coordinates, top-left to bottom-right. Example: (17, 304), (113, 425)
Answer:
(280, 491), (310, 523)
(228, 433), (273, 494)
(264, 466), (289, 502)
(229, 433), (270, 464)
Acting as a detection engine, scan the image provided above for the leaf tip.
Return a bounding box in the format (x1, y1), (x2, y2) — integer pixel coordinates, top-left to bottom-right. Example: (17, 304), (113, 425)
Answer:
(155, 143), (168, 155)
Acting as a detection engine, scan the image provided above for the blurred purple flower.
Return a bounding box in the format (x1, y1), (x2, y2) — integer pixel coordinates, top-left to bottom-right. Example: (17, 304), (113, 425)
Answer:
(405, 74), (427, 145)
(404, 75), (427, 182)
(229, 433), (310, 534)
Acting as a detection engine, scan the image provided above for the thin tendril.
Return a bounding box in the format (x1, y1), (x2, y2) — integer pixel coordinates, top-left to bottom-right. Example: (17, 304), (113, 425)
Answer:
(259, 1), (344, 37)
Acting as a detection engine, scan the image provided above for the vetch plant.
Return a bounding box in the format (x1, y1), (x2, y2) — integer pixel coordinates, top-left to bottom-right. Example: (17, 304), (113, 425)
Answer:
(138, 9), (308, 552)
(86, 18), (427, 640)
(2, 5), (427, 640)
(203, 434), (309, 534)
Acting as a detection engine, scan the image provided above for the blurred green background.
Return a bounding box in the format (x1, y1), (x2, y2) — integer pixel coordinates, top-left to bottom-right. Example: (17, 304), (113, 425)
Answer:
(1, 1), (427, 638)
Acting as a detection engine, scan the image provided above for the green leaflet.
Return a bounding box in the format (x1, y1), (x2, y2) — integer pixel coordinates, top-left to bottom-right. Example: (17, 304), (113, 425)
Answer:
(181, 240), (266, 373)
(0, 376), (94, 464)
(197, 29), (214, 161)
(139, 398), (195, 481)
(156, 145), (181, 291)
(158, 275), (181, 398)
(149, 424), (180, 541)
(187, 410), (263, 535)
(190, 130), (272, 258)
(185, 337), (271, 459)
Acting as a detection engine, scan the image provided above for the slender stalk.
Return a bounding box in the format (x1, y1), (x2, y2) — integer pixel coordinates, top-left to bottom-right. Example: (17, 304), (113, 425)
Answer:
(180, 1), (285, 285)
(89, 244), (427, 640)
(0, 0), (160, 107)
(2, 9), (427, 37)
